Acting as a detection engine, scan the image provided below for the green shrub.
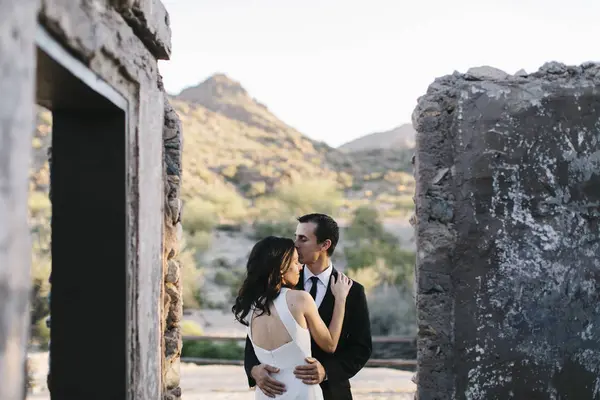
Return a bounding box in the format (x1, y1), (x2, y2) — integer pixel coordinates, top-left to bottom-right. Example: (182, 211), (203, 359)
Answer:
(201, 186), (249, 222)
(272, 179), (343, 216)
(30, 255), (51, 347)
(32, 315), (50, 350)
(368, 285), (416, 336)
(251, 219), (297, 240)
(344, 206), (415, 287)
(181, 320), (204, 336)
(251, 197), (289, 221)
(180, 247), (203, 310)
(346, 265), (382, 295)
(184, 198), (218, 233)
(181, 340), (244, 360)
(345, 206), (387, 242)
(394, 195), (415, 211)
(345, 242), (414, 284)
(245, 181), (267, 197)
(185, 231), (213, 252)
(214, 269), (241, 287)
(28, 191), (51, 215)
(221, 165), (238, 179)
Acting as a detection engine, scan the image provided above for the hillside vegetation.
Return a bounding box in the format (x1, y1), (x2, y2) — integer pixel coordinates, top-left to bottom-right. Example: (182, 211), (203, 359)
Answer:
(173, 74), (415, 225)
(28, 74), (417, 346)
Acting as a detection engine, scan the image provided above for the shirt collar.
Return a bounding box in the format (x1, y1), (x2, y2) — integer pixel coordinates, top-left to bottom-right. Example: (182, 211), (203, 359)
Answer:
(304, 261), (333, 287)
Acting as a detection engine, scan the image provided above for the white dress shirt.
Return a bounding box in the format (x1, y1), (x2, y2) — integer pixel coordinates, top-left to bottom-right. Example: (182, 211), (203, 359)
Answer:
(303, 261), (333, 308)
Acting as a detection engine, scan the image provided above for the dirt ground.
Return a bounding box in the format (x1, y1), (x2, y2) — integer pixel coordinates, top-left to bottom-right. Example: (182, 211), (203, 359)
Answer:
(27, 352), (415, 400)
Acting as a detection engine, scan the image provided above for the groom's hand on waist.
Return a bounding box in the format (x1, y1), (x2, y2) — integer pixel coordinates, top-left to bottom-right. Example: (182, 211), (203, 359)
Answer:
(294, 357), (326, 385)
(251, 364), (286, 398)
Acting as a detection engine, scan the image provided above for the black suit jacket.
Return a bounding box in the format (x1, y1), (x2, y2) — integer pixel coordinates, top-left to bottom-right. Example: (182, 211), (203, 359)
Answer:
(244, 267), (373, 400)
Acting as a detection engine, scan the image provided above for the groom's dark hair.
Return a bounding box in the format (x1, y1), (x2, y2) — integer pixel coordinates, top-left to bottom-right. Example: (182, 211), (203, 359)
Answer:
(297, 213), (339, 256)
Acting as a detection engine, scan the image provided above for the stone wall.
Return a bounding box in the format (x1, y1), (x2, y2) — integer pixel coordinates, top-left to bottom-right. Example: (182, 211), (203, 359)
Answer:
(161, 81), (184, 400)
(1, 1), (175, 399)
(413, 63), (600, 399)
(0, 1), (39, 399)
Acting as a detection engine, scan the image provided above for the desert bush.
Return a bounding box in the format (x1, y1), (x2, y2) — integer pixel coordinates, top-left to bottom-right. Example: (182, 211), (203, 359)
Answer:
(33, 316), (50, 350)
(183, 198), (218, 233)
(345, 245), (414, 286)
(214, 269), (241, 287)
(202, 186), (249, 222)
(245, 181), (267, 197)
(368, 284), (416, 336)
(346, 265), (381, 295)
(249, 178), (343, 239)
(221, 164), (238, 180)
(251, 219), (297, 240)
(394, 194), (414, 211)
(180, 244), (204, 310)
(185, 230), (213, 253)
(337, 172), (353, 188)
(251, 196), (289, 220)
(28, 191), (51, 216)
(181, 340), (244, 360)
(181, 320), (204, 336)
(344, 206), (415, 287)
(212, 268), (245, 301)
(345, 206), (388, 242)
(29, 252), (51, 347)
(271, 179), (343, 217)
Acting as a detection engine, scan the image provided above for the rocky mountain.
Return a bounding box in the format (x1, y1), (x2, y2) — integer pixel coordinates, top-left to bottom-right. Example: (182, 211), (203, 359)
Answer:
(173, 74), (352, 198)
(31, 74), (415, 223)
(171, 74), (415, 218)
(338, 123), (416, 153)
(29, 75), (417, 311)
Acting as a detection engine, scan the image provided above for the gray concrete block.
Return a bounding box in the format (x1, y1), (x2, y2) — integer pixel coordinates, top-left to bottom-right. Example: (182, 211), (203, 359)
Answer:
(0, 1), (39, 399)
(414, 63), (600, 399)
(116, 0), (172, 59)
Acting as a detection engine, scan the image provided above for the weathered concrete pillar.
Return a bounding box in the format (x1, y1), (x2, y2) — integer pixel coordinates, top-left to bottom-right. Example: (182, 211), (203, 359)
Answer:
(0, 1), (39, 400)
(413, 63), (600, 399)
(161, 84), (184, 400)
(2, 0), (173, 398)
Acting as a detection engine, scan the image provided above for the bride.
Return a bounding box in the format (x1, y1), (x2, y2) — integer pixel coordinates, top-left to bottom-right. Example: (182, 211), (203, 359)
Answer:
(232, 236), (352, 399)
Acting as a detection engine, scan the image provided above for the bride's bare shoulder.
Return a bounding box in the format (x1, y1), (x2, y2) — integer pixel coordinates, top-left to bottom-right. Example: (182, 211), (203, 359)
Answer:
(288, 289), (312, 301)
(287, 289), (311, 304)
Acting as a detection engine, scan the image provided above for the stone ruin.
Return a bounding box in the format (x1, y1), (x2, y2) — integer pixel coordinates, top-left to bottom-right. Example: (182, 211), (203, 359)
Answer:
(2, 2), (600, 400)
(1, 0), (183, 399)
(413, 63), (600, 399)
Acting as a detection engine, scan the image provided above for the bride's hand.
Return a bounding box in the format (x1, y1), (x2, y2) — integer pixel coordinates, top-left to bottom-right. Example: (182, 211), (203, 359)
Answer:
(330, 272), (353, 301)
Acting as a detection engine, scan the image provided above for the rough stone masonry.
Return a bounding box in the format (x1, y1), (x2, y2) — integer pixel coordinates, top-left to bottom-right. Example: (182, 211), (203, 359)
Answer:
(413, 62), (600, 400)
(1, 0), (184, 399)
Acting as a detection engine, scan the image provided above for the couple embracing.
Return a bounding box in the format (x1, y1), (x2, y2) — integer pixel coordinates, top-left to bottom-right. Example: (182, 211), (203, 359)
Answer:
(232, 213), (372, 400)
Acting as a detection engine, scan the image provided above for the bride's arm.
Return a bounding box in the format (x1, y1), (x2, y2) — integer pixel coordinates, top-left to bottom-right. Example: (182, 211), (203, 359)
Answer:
(299, 291), (346, 353)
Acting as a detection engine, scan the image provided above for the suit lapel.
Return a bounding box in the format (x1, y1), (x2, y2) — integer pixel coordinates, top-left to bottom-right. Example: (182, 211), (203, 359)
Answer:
(318, 267), (338, 324)
(296, 267), (305, 291)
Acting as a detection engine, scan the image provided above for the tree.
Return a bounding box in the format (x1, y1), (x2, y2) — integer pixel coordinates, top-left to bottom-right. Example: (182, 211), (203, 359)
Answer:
(344, 206), (414, 287)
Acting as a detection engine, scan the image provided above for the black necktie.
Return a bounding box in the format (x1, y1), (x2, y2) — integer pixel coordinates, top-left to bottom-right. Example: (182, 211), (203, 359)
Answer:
(309, 276), (319, 300)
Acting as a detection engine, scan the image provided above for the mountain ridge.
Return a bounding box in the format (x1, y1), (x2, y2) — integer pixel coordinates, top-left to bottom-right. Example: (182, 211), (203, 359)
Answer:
(338, 123), (416, 153)
(170, 73), (415, 218)
(33, 73), (415, 223)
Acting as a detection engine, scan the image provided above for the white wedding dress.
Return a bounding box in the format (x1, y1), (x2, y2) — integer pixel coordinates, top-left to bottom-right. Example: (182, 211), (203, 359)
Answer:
(248, 287), (324, 399)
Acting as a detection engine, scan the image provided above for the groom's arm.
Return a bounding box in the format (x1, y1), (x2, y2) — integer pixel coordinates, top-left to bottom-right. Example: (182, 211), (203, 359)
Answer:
(244, 335), (260, 387)
(321, 283), (372, 382)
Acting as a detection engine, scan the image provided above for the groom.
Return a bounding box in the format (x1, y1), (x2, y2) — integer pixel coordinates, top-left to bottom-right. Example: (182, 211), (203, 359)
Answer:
(244, 213), (373, 400)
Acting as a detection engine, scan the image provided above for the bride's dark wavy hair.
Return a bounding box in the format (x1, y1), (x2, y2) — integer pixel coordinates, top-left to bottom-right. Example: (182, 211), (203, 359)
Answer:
(232, 236), (296, 326)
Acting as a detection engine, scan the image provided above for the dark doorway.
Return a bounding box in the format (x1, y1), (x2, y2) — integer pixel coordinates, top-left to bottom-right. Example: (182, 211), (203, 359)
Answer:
(36, 26), (129, 400)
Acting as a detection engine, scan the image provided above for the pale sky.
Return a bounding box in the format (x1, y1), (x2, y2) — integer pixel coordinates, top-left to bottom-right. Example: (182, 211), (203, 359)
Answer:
(158, 0), (600, 147)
